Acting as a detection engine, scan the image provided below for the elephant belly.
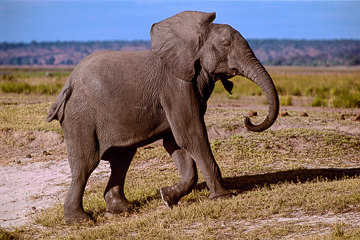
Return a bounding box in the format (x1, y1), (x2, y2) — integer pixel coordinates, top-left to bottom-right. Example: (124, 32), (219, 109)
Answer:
(97, 109), (169, 158)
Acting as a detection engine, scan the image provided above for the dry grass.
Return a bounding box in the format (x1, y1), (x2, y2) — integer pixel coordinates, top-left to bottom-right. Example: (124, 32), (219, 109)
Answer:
(0, 95), (60, 133)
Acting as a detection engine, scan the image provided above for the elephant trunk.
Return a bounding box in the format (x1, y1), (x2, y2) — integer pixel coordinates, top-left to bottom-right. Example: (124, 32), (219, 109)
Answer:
(241, 52), (279, 132)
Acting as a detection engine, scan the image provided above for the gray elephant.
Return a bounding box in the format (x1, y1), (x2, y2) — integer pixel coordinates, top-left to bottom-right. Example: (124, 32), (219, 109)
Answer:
(47, 11), (279, 223)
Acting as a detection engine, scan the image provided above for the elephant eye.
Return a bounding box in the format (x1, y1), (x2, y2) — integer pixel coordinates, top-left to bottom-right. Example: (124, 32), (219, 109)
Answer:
(221, 37), (231, 46)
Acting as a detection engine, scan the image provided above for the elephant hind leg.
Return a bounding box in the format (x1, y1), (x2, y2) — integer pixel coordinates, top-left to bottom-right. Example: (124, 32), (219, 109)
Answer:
(103, 147), (136, 214)
(63, 131), (100, 224)
(62, 113), (100, 224)
(161, 135), (198, 207)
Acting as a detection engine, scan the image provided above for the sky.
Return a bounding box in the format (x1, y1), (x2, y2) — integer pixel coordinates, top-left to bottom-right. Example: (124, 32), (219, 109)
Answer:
(1, 0), (360, 43)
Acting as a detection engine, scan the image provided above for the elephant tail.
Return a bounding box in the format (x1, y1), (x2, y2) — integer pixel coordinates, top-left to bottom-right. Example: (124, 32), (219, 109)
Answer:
(46, 79), (72, 123)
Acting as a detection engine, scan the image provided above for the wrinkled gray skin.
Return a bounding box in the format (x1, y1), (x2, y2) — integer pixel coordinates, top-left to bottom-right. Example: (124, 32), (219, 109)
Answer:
(47, 11), (279, 224)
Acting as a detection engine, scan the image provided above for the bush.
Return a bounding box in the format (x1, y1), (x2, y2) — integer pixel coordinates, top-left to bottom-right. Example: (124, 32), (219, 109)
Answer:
(280, 95), (292, 106)
(290, 87), (302, 96)
(311, 96), (327, 107)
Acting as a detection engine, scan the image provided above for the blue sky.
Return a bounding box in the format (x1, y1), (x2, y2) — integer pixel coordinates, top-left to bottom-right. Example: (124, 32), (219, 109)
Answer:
(1, 0), (360, 43)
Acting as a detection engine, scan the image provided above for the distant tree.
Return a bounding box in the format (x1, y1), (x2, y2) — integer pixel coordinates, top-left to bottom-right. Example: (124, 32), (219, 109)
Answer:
(60, 59), (74, 65)
(349, 54), (360, 66)
(45, 56), (55, 65)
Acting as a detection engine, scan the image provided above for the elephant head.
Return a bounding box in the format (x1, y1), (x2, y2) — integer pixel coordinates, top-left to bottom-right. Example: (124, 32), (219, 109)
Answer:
(151, 11), (279, 132)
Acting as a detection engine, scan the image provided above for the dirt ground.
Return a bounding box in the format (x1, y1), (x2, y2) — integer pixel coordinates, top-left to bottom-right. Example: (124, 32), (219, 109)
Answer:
(0, 130), (112, 229)
(0, 103), (359, 233)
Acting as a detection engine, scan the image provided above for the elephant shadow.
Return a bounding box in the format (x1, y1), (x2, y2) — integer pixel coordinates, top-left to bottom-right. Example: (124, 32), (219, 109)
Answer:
(199, 167), (360, 194)
(133, 167), (360, 208)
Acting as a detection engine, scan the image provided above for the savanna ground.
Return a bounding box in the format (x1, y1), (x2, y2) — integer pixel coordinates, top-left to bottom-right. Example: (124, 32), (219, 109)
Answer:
(0, 66), (360, 239)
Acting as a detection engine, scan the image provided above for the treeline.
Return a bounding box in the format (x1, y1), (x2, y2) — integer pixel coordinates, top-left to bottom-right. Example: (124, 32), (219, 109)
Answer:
(0, 40), (151, 66)
(0, 39), (359, 66)
(248, 39), (360, 66)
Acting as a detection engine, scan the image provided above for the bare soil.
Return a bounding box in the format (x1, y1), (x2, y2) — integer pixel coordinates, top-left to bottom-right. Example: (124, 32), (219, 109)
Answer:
(0, 130), (110, 229)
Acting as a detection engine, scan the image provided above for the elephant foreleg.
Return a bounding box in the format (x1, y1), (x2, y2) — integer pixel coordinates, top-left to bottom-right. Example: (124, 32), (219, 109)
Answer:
(161, 135), (198, 207)
(162, 87), (232, 200)
(103, 148), (136, 214)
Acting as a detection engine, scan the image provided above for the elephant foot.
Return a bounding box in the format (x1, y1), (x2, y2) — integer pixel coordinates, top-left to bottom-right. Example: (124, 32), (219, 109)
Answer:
(160, 186), (180, 208)
(63, 209), (92, 224)
(106, 199), (132, 214)
(105, 194), (132, 214)
(208, 189), (233, 200)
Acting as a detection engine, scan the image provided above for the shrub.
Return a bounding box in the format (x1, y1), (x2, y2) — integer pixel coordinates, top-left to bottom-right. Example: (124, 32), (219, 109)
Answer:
(290, 87), (302, 96)
(332, 90), (360, 108)
(280, 95), (292, 106)
(311, 96), (327, 107)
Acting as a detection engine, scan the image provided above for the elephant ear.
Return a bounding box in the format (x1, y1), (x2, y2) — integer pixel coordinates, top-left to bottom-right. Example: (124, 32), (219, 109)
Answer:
(151, 11), (216, 81)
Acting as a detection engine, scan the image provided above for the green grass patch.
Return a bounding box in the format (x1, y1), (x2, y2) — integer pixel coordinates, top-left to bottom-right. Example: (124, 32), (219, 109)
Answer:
(0, 68), (71, 79)
(0, 81), (64, 95)
(310, 87), (360, 108)
(0, 68), (68, 95)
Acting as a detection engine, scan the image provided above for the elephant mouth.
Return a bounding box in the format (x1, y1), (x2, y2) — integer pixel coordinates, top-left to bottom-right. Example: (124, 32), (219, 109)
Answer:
(226, 68), (239, 78)
(231, 68), (241, 76)
(217, 69), (238, 79)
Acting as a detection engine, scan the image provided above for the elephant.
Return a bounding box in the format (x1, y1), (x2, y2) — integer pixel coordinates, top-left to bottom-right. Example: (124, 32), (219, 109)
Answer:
(47, 11), (279, 223)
